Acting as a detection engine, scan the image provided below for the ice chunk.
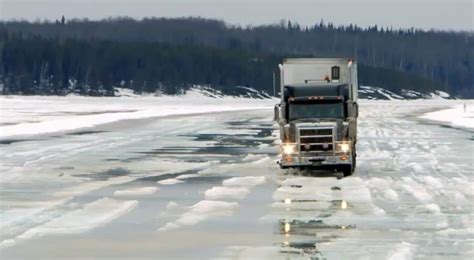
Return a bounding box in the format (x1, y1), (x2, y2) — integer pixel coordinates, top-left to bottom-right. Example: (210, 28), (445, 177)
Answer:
(157, 178), (184, 185)
(384, 189), (399, 201)
(14, 198), (138, 242)
(205, 186), (250, 200)
(113, 187), (158, 197)
(176, 173), (201, 179)
(222, 176), (266, 187)
(166, 201), (179, 210)
(387, 242), (415, 260)
(158, 200), (238, 231)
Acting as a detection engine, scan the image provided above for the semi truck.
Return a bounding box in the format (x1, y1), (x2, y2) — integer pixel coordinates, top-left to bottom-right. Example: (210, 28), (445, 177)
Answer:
(274, 58), (359, 176)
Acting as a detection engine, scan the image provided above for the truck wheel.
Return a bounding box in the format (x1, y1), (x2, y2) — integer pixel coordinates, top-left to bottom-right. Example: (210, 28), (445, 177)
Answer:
(352, 149), (357, 172)
(342, 165), (353, 177)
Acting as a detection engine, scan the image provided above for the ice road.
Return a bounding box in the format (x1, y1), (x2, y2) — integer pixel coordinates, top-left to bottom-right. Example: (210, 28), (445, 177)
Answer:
(0, 100), (473, 259)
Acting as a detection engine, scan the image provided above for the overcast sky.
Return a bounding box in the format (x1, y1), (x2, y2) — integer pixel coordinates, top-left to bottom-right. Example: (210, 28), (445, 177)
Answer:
(1, 0), (473, 31)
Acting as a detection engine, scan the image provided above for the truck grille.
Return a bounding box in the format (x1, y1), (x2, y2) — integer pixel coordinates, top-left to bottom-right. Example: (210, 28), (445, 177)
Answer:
(298, 127), (335, 156)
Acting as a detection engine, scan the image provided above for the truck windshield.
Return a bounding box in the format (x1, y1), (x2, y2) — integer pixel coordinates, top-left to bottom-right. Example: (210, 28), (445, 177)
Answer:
(289, 102), (344, 120)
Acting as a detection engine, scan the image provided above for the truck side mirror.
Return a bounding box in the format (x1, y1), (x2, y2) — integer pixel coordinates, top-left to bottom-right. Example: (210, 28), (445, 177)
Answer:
(274, 104), (286, 122)
(347, 102), (358, 118)
(280, 104), (286, 122)
(274, 104), (280, 121)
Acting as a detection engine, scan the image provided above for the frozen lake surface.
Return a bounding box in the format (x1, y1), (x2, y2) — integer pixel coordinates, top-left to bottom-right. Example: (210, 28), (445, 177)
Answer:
(0, 98), (473, 259)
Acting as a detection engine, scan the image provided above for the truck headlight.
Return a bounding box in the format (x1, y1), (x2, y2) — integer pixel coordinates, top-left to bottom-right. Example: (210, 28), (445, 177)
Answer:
(336, 142), (351, 154)
(281, 143), (297, 155)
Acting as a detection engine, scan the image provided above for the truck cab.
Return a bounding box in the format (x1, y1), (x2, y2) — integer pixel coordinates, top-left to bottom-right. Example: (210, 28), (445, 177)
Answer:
(274, 58), (359, 176)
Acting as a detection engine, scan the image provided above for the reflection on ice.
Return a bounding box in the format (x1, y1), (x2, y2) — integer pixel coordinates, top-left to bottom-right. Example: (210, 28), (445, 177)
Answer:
(278, 219), (355, 236)
(341, 200), (348, 209)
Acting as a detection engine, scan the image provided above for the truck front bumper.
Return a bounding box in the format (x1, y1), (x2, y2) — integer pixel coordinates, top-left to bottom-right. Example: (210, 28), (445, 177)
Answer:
(278, 155), (352, 169)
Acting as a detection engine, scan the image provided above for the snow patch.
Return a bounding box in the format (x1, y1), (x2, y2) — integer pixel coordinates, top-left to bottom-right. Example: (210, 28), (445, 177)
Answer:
(165, 201), (179, 210)
(359, 86), (403, 100)
(0, 93), (276, 138)
(384, 189), (399, 201)
(429, 90), (451, 99)
(414, 203), (442, 215)
(157, 178), (184, 185)
(204, 186), (250, 200)
(387, 242), (415, 260)
(359, 86), (452, 100)
(401, 177), (433, 203)
(420, 103), (474, 129)
(222, 176), (266, 187)
(242, 153), (268, 162)
(158, 200), (238, 231)
(4, 198), (138, 247)
(113, 187), (158, 197)
(176, 173), (201, 179)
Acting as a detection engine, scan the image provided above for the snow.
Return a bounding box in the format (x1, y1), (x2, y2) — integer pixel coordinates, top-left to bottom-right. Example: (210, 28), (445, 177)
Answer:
(383, 189), (400, 201)
(222, 176), (266, 187)
(359, 86), (404, 100)
(157, 178), (184, 185)
(387, 242), (415, 260)
(417, 203), (441, 214)
(165, 201), (179, 210)
(401, 89), (425, 99)
(0, 198), (71, 237)
(113, 187), (159, 197)
(1, 96), (473, 258)
(2, 198), (138, 248)
(0, 89), (276, 138)
(400, 177), (433, 203)
(429, 90), (451, 99)
(176, 173), (201, 179)
(158, 200), (238, 231)
(420, 103), (474, 129)
(204, 186), (250, 200)
(53, 176), (136, 198)
(242, 153), (268, 162)
(360, 86), (452, 100)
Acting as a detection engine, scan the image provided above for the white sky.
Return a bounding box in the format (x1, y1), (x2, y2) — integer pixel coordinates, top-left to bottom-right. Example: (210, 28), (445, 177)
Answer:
(1, 0), (473, 31)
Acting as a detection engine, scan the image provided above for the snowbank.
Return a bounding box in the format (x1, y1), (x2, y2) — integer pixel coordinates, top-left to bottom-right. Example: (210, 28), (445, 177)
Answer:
(0, 89), (276, 138)
(359, 86), (452, 100)
(420, 103), (474, 129)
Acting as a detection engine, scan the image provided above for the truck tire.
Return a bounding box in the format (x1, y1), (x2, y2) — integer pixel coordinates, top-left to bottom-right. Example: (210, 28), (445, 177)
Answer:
(352, 147), (357, 172)
(342, 166), (352, 177)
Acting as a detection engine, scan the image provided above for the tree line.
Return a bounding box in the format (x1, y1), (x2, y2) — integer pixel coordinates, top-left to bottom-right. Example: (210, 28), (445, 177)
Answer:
(0, 17), (470, 97)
